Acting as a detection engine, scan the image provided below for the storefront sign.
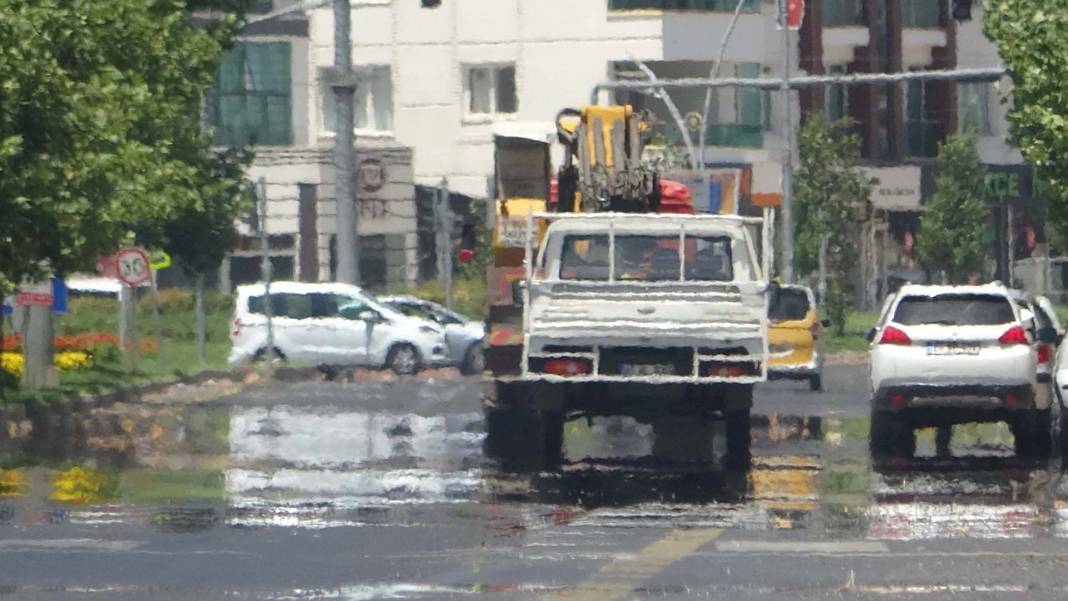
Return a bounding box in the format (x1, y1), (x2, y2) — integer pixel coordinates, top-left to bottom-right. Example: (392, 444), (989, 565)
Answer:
(862, 167), (922, 211)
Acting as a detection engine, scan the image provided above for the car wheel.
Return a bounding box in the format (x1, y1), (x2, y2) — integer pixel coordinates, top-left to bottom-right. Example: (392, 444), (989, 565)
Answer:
(386, 344), (420, 376)
(253, 347), (286, 366)
(460, 344), (485, 376)
(808, 373), (823, 392)
(870, 410), (914, 461)
(1013, 409), (1052, 461)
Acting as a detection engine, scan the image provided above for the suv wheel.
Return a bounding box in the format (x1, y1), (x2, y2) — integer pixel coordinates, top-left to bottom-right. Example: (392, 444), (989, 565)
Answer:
(870, 410), (914, 460)
(1012, 409), (1052, 460)
(253, 347), (286, 366)
(809, 373), (823, 392)
(386, 344), (420, 376)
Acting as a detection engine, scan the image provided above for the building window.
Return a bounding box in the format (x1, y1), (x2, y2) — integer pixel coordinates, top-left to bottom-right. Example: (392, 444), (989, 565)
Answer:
(735, 63), (770, 131)
(825, 65), (849, 122)
(906, 77), (944, 158)
(204, 41), (292, 146)
(322, 66), (393, 133)
(608, 0), (759, 12)
(902, 0), (941, 28)
(959, 82), (991, 135)
(464, 65), (517, 116)
(822, 0), (864, 27)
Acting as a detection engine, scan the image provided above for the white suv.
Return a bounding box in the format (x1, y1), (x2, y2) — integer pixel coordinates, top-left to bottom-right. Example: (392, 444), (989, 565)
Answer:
(228, 282), (448, 374)
(867, 284), (1049, 459)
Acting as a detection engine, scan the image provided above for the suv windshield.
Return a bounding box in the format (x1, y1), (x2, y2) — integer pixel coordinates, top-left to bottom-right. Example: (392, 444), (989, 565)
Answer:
(893, 294), (1016, 326)
(558, 234), (733, 281)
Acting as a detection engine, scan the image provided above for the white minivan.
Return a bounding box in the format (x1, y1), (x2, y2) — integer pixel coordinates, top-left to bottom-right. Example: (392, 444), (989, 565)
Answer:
(228, 282), (448, 374)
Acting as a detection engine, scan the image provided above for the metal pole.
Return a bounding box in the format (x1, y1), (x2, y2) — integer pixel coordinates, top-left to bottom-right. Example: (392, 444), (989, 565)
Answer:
(259, 177), (275, 368)
(333, 0), (360, 285)
(439, 178), (454, 310)
(780, 0), (795, 284)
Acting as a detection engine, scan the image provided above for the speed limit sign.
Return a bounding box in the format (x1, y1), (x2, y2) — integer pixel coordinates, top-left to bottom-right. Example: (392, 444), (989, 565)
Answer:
(115, 247), (152, 286)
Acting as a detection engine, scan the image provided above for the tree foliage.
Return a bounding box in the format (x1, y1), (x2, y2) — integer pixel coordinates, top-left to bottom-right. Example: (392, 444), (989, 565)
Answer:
(0, 0), (253, 284)
(916, 132), (991, 284)
(984, 1), (1068, 237)
(793, 115), (873, 333)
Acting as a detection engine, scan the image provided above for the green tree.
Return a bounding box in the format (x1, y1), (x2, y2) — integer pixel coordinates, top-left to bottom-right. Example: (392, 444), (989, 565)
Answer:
(0, 0), (252, 285)
(985, 2), (1068, 240)
(794, 115), (873, 334)
(916, 132), (991, 284)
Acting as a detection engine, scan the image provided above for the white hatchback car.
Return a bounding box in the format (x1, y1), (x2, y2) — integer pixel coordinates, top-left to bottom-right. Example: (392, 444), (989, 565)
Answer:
(228, 282), (448, 374)
(867, 284), (1049, 459)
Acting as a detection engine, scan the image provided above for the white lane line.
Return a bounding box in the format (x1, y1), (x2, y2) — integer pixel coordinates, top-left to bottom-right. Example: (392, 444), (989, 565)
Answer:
(716, 540), (889, 554)
(0, 538), (141, 552)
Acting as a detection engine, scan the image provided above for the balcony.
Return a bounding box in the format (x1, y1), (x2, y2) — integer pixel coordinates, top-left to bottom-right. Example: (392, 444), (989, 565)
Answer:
(608, 0), (759, 11)
(906, 120), (945, 158)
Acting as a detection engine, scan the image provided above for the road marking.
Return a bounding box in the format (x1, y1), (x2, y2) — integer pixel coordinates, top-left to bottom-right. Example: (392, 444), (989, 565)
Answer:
(541, 527), (721, 601)
(0, 538), (141, 552)
(716, 540), (888, 554)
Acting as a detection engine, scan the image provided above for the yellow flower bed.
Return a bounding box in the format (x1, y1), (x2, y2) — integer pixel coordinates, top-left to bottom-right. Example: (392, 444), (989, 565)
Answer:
(0, 352), (92, 378)
(51, 466), (117, 504)
(55, 351), (93, 371)
(0, 353), (24, 379)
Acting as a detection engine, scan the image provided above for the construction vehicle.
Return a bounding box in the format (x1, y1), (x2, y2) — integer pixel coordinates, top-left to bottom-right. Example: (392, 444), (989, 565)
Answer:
(483, 105), (776, 472)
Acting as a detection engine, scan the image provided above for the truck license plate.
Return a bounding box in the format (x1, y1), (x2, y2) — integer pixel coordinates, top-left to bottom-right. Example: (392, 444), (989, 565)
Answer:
(926, 344), (980, 356)
(621, 363), (674, 376)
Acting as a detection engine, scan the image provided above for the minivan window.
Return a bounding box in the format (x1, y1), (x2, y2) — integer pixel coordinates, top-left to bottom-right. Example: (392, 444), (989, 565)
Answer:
(893, 294), (1015, 326)
(770, 288), (810, 322)
(248, 292), (367, 320)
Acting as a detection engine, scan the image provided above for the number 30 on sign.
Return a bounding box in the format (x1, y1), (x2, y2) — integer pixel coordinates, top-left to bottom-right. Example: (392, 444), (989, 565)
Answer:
(116, 247), (152, 287)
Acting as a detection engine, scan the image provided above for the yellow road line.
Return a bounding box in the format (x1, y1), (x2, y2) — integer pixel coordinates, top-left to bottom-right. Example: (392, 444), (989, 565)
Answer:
(541, 527), (722, 601)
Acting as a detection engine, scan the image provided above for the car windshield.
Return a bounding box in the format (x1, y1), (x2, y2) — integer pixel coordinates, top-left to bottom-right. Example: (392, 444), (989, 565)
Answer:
(770, 288), (810, 322)
(893, 294), (1016, 326)
(558, 234), (733, 281)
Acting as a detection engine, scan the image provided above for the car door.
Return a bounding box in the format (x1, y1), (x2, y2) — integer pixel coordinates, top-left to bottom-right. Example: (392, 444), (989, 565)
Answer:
(315, 293), (371, 365)
(768, 287), (816, 369)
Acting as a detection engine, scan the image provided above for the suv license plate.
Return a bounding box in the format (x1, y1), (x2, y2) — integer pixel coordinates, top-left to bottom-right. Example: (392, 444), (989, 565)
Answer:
(621, 363), (674, 376)
(926, 344), (980, 356)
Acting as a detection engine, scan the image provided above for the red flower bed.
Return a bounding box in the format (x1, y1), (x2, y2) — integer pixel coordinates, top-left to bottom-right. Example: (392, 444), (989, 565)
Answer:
(0, 332), (155, 353)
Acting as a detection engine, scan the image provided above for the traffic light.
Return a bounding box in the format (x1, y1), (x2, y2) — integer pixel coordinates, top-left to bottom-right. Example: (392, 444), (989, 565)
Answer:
(951, 0), (972, 22)
(421, 0), (441, 7)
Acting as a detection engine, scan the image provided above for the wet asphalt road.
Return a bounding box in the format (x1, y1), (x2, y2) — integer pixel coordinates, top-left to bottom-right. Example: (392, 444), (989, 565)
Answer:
(3, 364), (1068, 600)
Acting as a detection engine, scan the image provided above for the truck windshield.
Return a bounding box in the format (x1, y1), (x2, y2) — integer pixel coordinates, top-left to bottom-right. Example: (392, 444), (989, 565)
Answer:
(558, 234), (733, 281)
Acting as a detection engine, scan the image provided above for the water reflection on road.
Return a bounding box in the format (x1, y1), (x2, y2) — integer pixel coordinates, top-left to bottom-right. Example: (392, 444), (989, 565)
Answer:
(0, 380), (1064, 544)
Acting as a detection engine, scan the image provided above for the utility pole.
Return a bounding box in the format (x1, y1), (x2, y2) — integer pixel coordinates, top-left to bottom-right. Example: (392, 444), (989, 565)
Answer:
(780, 0), (796, 283)
(333, 0), (359, 285)
(437, 178), (454, 310)
(259, 177), (275, 369)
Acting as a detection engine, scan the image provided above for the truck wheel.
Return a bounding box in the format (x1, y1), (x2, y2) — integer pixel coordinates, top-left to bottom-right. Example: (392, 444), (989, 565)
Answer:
(1013, 409), (1052, 461)
(485, 407), (564, 473)
(870, 410), (914, 461)
(460, 344), (484, 376)
(724, 409), (752, 469)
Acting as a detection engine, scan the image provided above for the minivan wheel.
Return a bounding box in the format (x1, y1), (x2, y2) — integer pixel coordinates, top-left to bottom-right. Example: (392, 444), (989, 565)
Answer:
(387, 344), (420, 376)
(253, 347), (286, 366)
(461, 344), (484, 376)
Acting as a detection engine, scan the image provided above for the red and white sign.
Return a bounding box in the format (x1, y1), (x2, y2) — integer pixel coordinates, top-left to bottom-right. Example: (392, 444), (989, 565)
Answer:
(784, 0), (804, 30)
(15, 281), (52, 307)
(15, 292), (53, 307)
(114, 247), (152, 287)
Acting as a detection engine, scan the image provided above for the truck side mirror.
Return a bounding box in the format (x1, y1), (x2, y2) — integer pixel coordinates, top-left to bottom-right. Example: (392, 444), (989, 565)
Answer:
(511, 279), (527, 308)
(767, 281), (781, 312)
(1037, 326), (1061, 345)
